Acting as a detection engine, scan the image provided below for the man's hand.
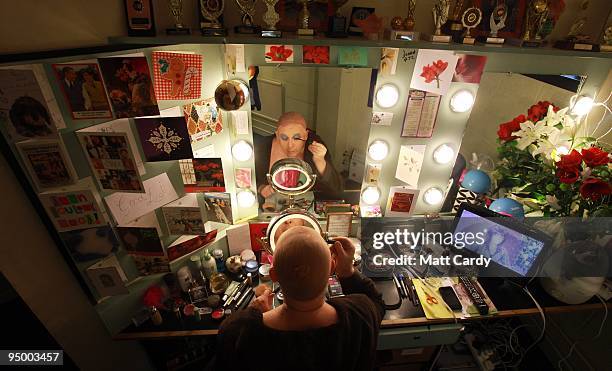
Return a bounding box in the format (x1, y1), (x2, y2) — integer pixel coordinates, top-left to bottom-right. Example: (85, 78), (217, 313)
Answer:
(331, 237), (355, 278)
(249, 288), (273, 313)
(308, 141), (327, 175)
(259, 184), (275, 198)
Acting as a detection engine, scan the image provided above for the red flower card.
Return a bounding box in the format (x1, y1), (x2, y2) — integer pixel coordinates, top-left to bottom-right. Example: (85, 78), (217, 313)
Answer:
(302, 45), (330, 64)
(152, 51), (202, 100)
(410, 50), (458, 96)
(265, 45), (294, 63)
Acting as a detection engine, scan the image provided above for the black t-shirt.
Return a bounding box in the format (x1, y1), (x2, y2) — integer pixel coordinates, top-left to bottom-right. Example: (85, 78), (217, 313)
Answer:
(211, 272), (385, 371)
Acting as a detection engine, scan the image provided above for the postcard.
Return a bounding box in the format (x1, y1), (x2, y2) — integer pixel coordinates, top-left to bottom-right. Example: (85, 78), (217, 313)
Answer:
(452, 54), (487, 84)
(77, 132), (144, 193)
(104, 172), (179, 225)
(230, 110), (249, 135)
(191, 158), (225, 192)
(60, 225), (119, 262)
(98, 55), (159, 118)
(385, 186), (419, 217)
(203, 192), (233, 225)
(86, 255), (129, 297)
(338, 46), (368, 67)
(371, 111), (393, 126)
(410, 50), (459, 96)
(235, 167), (252, 188)
(264, 45), (294, 63)
(225, 44), (246, 74)
(51, 63), (112, 119)
(17, 140), (75, 191)
(182, 98), (223, 143)
(395, 145), (426, 187)
(39, 189), (105, 232)
(152, 51), (202, 100)
(162, 194), (206, 235)
(380, 48), (399, 75)
(0, 68), (61, 141)
(116, 226), (170, 276)
(167, 230), (218, 262)
(302, 45), (330, 64)
(135, 116), (193, 161)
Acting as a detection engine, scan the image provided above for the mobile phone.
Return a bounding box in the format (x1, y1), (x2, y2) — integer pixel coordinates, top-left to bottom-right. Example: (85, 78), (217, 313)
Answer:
(439, 286), (462, 311)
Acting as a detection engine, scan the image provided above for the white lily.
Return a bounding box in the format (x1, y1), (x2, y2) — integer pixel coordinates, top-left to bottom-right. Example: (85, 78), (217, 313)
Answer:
(545, 195), (561, 210)
(513, 120), (556, 150)
(532, 127), (573, 159)
(542, 105), (570, 127)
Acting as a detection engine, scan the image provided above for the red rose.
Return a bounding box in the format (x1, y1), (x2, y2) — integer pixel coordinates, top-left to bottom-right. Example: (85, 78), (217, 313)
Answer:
(420, 65), (438, 83)
(556, 167), (580, 184)
(579, 178), (612, 201)
(431, 59), (448, 74)
(581, 147), (610, 167)
(497, 114), (526, 141)
(556, 150), (583, 170)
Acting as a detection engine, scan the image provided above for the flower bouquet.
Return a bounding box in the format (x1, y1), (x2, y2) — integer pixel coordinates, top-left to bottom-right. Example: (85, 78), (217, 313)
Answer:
(495, 101), (611, 217)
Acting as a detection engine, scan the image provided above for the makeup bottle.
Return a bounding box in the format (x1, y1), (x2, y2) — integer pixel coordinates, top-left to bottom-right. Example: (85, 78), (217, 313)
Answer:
(201, 249), (217, 278)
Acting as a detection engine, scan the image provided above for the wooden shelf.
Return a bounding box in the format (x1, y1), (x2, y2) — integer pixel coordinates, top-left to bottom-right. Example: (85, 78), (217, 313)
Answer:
(108, 32), (612, 59)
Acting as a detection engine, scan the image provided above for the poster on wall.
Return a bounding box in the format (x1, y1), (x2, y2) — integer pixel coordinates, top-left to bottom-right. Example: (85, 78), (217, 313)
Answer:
(135, 116), (193, 162)
(385, 186), (419, 217)
(77, 132), (144, 193)
(401, 89), (441, 138)
(395, 144), (426, 188)
(17, 140), (75, 191)
(152, 51), (202, 100)
(182, 98), (223, 143)
(39, 189), (106, 232)
(97, 56), (159, 118)
(410, 50), (458, 96)
(203, 192), (233, 224)
(116, 226), (170, 275)
(51, 63), (113, 120)
(60, 225), (119, 262)
(0, 69), (61, 141)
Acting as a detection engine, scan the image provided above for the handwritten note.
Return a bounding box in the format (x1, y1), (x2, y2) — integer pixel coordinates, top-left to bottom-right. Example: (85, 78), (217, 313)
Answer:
(105, 173), (179, 225)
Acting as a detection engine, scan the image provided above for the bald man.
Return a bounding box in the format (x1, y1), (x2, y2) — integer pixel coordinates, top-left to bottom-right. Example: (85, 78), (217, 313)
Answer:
(211, 227), (385, 371)
(254, 112), (343, 209)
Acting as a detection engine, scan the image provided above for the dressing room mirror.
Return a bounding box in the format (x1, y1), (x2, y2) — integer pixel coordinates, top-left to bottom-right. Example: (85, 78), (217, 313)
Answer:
(250, 65), (374, 214)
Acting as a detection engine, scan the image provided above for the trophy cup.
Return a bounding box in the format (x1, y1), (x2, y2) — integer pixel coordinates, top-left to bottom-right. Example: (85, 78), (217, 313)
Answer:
(199, 0), (227, 36)
(510, 0), (548, 47)
(600, 25), (612, 52)
(423, 0), (451, 43)
(326, 0), (349, 38)
(261, 0), (281, 37)
(445, 0), (466, 41)
(234, 0), (260, 34)
(166, 0), (191, 35)
(297, 0), (315, 36)
(388, 0), (419, 41)
(554, 0), (597, 51)
(480, 2), (507, 44)
(459, 7), (482, 44)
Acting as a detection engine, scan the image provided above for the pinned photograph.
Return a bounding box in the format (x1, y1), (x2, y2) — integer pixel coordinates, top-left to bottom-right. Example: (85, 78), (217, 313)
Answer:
(135, 116), (193, 161)
(52, 63), (112, 119)
(203, 192), (233, 224)
(17, 140), (75, 191)
(410, 50), (459, 96)
(264, 45), (294, 63)
(152, 51), (202, 100)
(380, 48), (399, 75)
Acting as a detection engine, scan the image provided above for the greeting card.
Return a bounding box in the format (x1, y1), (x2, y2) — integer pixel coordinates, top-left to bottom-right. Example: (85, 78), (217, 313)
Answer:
(302, 45), (330, 64)
(371, 111), (393, 126)
(395, 145), (426, 187)
(17, 140), (75, 191)
(60, 225), (119, 262)
(116, 226), (170, 276)
(385, 186), (419, 217)
(152, 51), (202, 100)
(0, 68), (62, 141)
(364, 162), (382, 184)
(98, 55), (159, 118)
(225, 44), (246, 74)
(39, 189), (105, 232)
(52, 63), (112, 120)
(338, 46), (368, 67)
(167, 230), (218, 262)
(182, 98), (223, 143)
(135, 116), (193, 161)
(162, 194), (206, 235)
(410, 50), (459, 96)
(452, 54), (488, 84)
(265, 45), (294, 63)
(380, 48), (399, 75)
(192, 158), (225, 192)
(203, 192), (233, 224)
(235, 168), (252, 188)
(86, 255), (129, 297)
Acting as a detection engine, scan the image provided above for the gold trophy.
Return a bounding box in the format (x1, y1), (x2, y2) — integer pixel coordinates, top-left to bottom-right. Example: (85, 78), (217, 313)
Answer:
(510, 0), (548, 47)
(166, 0), (191, 35)
(446, 0), (466, 40)
(261, 0), (281, 37)
(424, 0), (451, 42)
(460, 7), (482, 44)
(297, 0), (315, 36)
(234, 0), (260, 34)
(199, 0), (227, 36)
(388, 0), (419, 41)
(554, 0), (596, 51)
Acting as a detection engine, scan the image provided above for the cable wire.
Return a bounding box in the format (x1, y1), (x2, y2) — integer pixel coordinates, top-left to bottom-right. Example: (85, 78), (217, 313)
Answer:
(506, 286), (546, 368)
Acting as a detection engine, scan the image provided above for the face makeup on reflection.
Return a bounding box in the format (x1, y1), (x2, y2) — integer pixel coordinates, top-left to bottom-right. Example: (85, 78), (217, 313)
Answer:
(276, 123), (307, 158)
(273, 218), (308, 245)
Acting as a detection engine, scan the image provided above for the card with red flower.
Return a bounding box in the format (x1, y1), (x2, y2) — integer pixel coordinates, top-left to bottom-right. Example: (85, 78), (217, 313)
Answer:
(152, 51), (202, 100)
(410, 50), (458, 96)
(265, 45), (294, 63)
(302, 45), (330, 65)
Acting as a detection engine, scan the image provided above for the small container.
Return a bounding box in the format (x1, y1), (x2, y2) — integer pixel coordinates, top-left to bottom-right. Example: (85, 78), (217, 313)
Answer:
(210, 273), (229, 294)
(245, 260), (259, 286)
(201, 249), (217, 278)
(211, 308), (225, 321)
(150, 306), (163, 325)
(199, 307), (213, 315)
(190, 255), (203, 271)
(259, 264), (271, 282)
(212, 248), (225, 272)
(207, 294), (221, 308)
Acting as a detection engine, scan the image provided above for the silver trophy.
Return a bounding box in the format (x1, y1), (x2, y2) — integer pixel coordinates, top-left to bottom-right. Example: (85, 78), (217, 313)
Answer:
(167, 0), (191, 35)
(425, 0), (451, 42)
(261, 0), (281, 37)
(460, 7), (482, 44)
(486, 2), (507, 44)
(235, 0), (260, 34)
(200, 0), (227, 36)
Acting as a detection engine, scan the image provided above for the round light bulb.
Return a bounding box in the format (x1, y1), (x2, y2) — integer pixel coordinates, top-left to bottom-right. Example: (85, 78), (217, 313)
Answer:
(361, 186), (381, 205)
(571, 96), (593, 116)
(375, 84), (400, 108)
(433, 144), (455, 164)
(423, 187), (444, 205)
(231, 140), (253, 162)
(368, 140), (389, 161)
(450, 90), (475, 113)
(556, 146), (569, 155)
(236, 190), (256, 208)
